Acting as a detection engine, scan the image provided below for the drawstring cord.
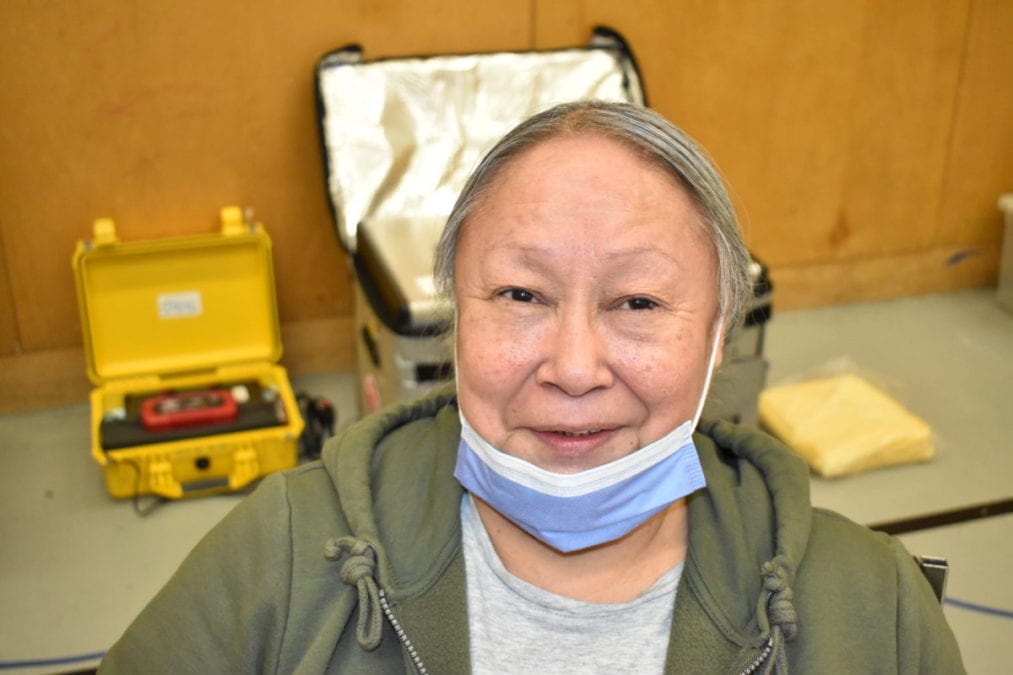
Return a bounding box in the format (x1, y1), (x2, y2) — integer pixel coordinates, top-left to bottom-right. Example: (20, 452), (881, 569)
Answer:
(757, 558), (798, 675)
(325, 537), (383, 651)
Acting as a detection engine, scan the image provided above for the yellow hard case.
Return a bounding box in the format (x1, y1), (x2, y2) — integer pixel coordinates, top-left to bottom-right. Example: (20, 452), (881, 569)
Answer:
(73, 206), (304, 499)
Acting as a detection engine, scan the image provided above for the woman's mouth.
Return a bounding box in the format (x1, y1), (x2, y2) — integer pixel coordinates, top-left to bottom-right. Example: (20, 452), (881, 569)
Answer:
(531, 428), (619, 460)
(554, 429), (603, 437)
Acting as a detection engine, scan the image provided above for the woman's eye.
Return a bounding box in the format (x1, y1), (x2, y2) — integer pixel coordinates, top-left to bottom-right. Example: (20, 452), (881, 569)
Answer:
(624, 297), (657, 311)
(502, 288), (536, 303)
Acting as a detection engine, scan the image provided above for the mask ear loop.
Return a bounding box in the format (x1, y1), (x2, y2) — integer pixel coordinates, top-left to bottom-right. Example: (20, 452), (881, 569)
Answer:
(454, 332), (463, 391)
(691, 318), (724, 428)
(455, 340), (469, 428)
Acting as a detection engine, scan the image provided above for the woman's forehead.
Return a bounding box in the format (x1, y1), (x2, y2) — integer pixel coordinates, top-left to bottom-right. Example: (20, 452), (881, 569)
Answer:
(457, 134), (713, 271)
(493, 132), (676, 190)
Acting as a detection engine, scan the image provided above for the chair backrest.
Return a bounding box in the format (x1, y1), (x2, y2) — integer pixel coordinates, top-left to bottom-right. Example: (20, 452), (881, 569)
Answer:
(914, 555), (948, 603)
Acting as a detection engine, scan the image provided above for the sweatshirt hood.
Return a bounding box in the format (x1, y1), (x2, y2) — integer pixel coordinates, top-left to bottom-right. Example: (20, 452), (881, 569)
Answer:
(685, 419), (811, 673)
(320, 385), (463, 649)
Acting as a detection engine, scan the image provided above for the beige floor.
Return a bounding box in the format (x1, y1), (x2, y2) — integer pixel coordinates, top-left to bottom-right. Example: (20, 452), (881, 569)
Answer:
(1, 288), (1010, 674)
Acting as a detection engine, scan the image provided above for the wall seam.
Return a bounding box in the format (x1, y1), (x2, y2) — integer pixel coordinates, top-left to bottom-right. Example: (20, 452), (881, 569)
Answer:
(0, 217), (24, 355)
(931, 0), (977, 245)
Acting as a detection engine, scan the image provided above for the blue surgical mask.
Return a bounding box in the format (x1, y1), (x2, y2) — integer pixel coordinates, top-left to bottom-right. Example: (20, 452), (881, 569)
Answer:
(454, 322), (722, 553)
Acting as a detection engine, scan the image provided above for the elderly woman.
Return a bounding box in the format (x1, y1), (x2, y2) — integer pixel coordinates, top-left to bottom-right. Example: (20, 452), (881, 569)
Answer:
(101, 102), (963, 673)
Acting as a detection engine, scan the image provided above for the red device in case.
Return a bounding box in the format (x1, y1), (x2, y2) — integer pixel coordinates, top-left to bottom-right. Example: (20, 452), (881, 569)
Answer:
(141, 388), (239, 431)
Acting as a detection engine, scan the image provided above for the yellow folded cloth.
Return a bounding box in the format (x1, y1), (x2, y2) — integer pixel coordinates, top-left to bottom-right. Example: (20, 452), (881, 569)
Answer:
(759, 373), (934, 477)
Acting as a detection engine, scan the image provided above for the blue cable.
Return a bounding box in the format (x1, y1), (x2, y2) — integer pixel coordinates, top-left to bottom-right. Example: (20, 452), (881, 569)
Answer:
(945, 597), (1013, 619)
(0, 650), (106, 670)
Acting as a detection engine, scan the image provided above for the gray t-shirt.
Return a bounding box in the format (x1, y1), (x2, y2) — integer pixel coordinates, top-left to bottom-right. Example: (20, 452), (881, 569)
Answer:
(461, 495), (681, 674)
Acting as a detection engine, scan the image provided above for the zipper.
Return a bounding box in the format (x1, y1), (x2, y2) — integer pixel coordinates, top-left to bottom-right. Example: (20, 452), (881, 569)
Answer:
(378, 582), (771, 675)
(739, 636), (774, 675)
(378, 588), (429, 675)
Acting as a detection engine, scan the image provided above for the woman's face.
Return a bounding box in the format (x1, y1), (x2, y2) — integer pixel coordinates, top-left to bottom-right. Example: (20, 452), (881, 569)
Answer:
(454, 133), (722, 474)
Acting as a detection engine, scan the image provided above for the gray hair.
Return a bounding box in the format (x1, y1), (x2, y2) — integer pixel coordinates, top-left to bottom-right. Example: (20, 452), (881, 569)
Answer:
(433, 100), (752, 332)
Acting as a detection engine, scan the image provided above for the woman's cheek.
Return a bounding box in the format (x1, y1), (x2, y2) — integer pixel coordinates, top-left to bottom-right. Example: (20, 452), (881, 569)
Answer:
(458, 314), (531, 386)
(612, 334), (700, 402)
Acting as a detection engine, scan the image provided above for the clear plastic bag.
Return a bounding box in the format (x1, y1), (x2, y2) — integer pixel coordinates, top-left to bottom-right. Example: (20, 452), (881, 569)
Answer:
(759, 358), (935, 477)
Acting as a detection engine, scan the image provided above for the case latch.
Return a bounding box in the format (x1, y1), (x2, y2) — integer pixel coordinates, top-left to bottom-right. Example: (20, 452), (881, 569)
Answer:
(230, 446), (261, 490)
(148, 457), (183, 499)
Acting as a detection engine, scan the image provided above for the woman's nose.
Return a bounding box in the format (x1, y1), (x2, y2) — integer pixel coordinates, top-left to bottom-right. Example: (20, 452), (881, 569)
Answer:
(535, 310), (613, 396)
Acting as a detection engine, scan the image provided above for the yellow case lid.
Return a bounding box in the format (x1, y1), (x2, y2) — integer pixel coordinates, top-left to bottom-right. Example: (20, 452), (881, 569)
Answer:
(73, 207), (283, 385)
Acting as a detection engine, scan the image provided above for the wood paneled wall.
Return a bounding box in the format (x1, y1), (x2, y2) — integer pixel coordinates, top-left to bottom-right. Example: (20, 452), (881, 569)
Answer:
(1, 0), (1010, 411)
(537, 0), (1012, 304)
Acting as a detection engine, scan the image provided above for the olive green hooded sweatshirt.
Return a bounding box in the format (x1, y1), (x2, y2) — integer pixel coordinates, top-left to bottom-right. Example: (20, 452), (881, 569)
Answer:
(100, 388), (964, 673)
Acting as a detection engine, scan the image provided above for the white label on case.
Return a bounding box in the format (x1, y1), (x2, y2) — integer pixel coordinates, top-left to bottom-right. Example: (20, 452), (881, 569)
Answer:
(158, 291), (203, 319)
